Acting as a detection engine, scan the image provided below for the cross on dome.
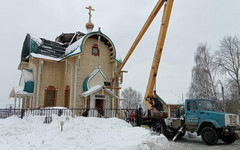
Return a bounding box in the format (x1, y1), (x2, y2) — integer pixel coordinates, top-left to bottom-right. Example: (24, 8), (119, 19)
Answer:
(85, 5), (95, 32)
(86, 5), (95, 20)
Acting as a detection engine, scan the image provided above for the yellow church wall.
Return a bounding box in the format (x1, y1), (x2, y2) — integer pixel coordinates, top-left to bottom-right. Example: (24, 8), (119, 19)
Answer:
(63, 57), (77, 108)
(75, 37), (120, 109)
(28, 57), (78, 108)
(33, 59), (65, 107)
(18, 61), (29, 70)
(81, 38), (113, 82)
(62, 56), (85, 108)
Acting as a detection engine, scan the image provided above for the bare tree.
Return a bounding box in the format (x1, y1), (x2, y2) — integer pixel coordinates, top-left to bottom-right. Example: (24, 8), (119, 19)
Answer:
(121, 87), (143, 109)
(226, 78), (240, 98)
(188, 43), (218, 100)
(215, 35), (240, 97)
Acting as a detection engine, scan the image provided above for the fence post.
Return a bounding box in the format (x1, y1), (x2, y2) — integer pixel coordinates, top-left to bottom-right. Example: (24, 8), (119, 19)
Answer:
(58, 109), (62, 117)
(20, 109), (25, 119)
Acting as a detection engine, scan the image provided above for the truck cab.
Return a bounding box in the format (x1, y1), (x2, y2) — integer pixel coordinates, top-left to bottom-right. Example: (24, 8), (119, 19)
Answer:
(184, 99), (240, 145)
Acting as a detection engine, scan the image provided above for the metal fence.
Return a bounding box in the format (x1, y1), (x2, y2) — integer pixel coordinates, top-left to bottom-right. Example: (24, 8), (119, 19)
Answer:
(0, 108), (137, 120)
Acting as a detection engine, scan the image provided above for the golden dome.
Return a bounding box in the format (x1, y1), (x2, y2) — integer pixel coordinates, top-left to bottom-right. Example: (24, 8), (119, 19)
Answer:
(86, 20), (94, 30)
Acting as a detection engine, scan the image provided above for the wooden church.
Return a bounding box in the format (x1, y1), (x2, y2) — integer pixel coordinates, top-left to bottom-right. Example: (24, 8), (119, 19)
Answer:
(9, 6), (122, 112)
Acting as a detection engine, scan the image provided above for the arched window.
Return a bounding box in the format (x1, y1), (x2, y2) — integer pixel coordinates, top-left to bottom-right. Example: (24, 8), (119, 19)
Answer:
(44, 86), (57, 107)
(92, 44), (99, 56)
(64, 85), (70, 108)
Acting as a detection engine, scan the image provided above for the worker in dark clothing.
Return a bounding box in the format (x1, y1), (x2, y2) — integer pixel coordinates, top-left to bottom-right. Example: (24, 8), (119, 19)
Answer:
(147, 109), (151, 118)
(82, 108), (90, 117)
(136, 107), (143, 126)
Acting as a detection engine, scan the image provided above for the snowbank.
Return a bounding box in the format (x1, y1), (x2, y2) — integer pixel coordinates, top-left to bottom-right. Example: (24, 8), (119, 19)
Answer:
(0, 116), (169, 150)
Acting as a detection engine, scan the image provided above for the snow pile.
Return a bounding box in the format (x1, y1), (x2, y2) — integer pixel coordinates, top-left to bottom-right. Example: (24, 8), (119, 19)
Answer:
(11, 86), (33, 95)
(0, 115), (169, 150)
(30, 53), (62, 61)
(22, 69), (34, 82)
(65, 37), (84, 55)
(81, 85), (103, 97)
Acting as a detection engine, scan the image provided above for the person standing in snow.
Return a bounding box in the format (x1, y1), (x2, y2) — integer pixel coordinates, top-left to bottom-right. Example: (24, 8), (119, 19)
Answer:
(98, 108), (103, 117)
(136, 107), (143, 127)
(125, 109), (130, 123)
(130, 111), (135, 124)
(82, 108), (90, 117)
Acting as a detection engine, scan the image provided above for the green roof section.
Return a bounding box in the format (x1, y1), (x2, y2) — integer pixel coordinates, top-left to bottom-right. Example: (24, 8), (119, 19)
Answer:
(24, 81), (34, 93)
(83, 76), (90, 92)
(21, 34), (31, 61)
(22, 68), (34, 93)
(30, 38), (39, 53)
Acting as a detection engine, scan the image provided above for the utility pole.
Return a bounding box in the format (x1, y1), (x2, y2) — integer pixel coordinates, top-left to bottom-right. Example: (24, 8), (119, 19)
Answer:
(219, 80), (225, 112)
(221, 86), (225, 112)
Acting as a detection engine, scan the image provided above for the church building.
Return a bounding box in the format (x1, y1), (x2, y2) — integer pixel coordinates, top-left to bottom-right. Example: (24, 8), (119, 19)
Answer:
(9, 6), (123, 113)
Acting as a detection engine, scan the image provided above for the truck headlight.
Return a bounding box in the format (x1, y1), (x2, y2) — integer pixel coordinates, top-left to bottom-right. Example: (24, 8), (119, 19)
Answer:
(224, 128), (229, 132)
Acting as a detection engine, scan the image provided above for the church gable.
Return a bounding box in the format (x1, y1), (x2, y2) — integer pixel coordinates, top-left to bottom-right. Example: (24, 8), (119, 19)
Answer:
(83, 67), (109, 92)
(89, 71), (106, 88)
(64, 31), (121, 64)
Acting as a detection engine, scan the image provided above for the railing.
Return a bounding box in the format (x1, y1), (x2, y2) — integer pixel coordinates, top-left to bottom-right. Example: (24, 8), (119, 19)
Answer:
(0, 108), (137, 120)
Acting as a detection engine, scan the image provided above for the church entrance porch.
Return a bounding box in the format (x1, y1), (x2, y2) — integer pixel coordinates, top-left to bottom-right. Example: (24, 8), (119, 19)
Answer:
(95, 99), (104, 116)
(9, 86), (34, 109)
(81, 85), (119, 117)
(95, 99), (103, 109)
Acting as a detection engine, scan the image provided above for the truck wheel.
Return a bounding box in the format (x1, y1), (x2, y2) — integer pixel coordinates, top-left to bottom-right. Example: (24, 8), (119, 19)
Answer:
(220, 134), (236, 144)
(153, 123), (161, 133)
(201, 127), (218, 145)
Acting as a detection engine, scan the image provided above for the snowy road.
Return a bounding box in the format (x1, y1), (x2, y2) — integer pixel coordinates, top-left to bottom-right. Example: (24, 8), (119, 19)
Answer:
(166, 132), (240, 150)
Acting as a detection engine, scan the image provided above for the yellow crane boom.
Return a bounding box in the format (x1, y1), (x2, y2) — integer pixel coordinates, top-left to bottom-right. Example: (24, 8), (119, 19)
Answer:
(145, 0), (173, 110)
(112, 0), (174, 111)
(112, 0), (166, 82)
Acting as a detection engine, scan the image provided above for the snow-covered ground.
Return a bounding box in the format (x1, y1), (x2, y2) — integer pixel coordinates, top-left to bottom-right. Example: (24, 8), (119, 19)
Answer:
(168, 132), (240, 150)
(0, 115), (169, 150)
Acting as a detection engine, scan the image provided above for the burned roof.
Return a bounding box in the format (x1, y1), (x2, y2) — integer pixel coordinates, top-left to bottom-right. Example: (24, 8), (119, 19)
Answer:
(21, 33), (66, 61)
(55, 31), (85, 48)
(39, 38), (65, 58)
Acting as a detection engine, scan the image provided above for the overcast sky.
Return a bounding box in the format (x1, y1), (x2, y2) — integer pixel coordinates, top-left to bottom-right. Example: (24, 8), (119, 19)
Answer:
(0, 0), (240, 108)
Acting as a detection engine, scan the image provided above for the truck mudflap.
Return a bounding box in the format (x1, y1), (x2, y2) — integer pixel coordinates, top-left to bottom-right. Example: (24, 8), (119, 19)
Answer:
(235, 129), (240, 134)
(236, 128), (240, 140)
(238, 122), (240, 140)
(173, 125), (185, 142)
(237, 133), (240, 140)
